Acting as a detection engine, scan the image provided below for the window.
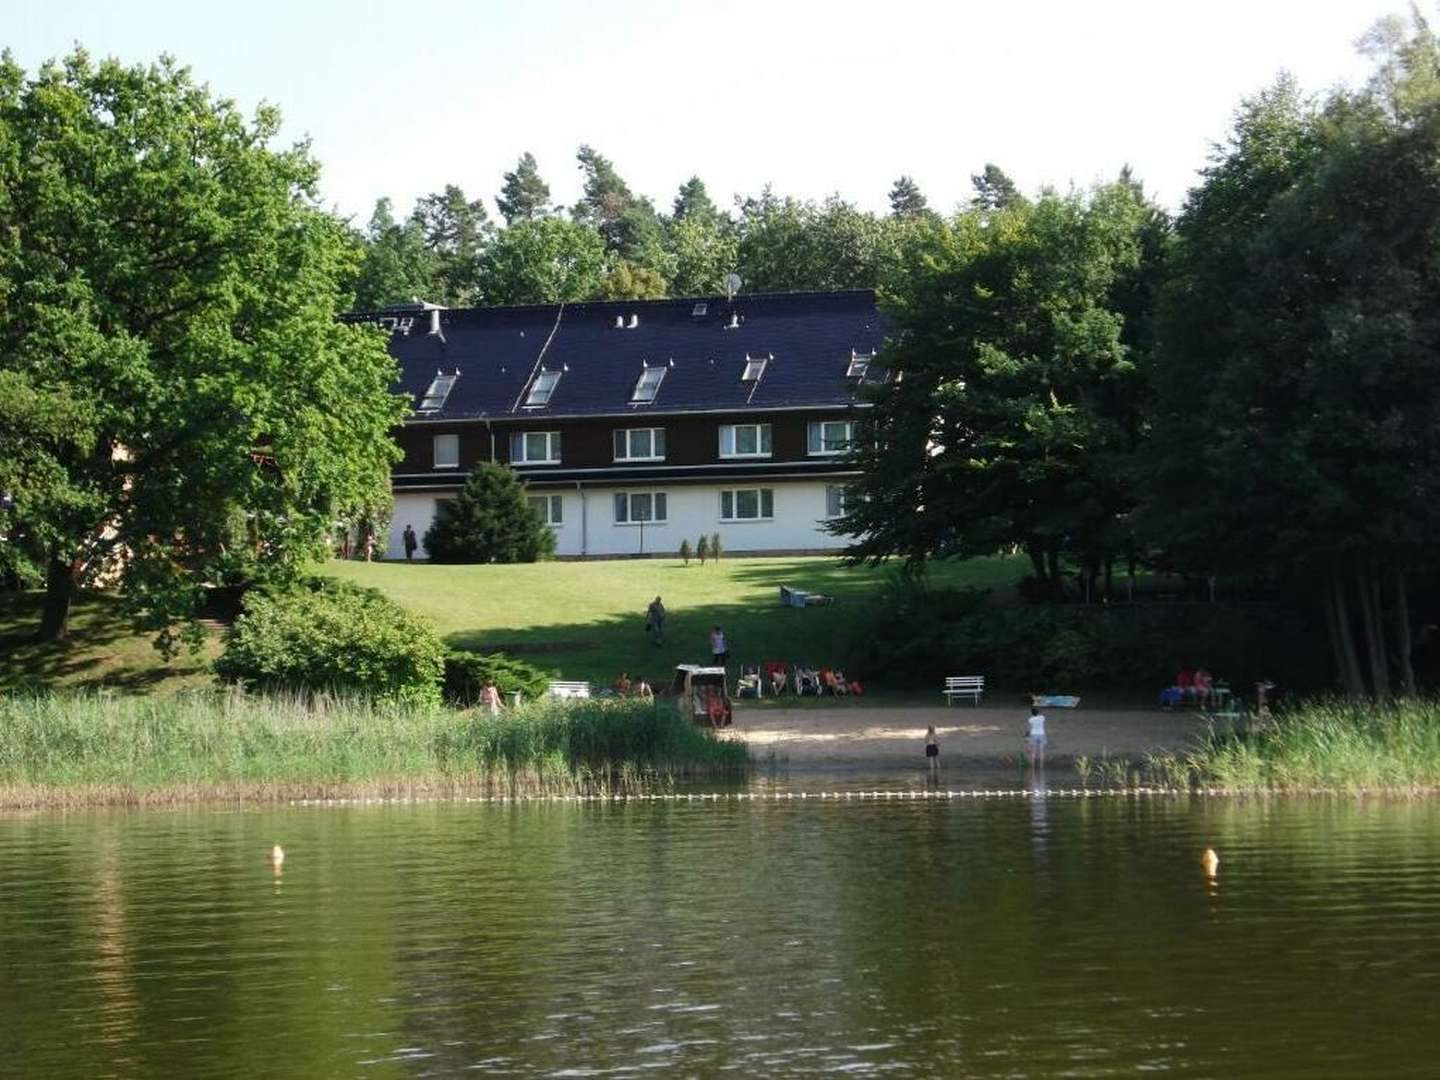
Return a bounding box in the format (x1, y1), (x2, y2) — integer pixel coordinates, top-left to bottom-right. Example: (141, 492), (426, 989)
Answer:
(631, 366), (666, 403)
(718, 423), (772, 458)
(614, 491), (667, 524)
(418, 373), (455, 412)
(720, 488), (774, 521)
(847, 351), (874, 379)
(525, 369), (561, 406)
(433, 434), (459, 469)
(613, 427), (666, 461)
(825, 485), (849, 519)
(741, 354), (769, 381)
(692, 302), (708, 317)
(807, 420), (854, 455)
(510, 431), (561, 464)
(529, 494), (563, 526)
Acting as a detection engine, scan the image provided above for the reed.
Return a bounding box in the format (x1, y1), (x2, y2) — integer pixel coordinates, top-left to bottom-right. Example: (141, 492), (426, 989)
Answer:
(0, 690), (749, 807)
(1149, 697), (1440, 792)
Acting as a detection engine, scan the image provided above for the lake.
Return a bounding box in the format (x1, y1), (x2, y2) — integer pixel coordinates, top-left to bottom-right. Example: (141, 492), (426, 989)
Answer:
(3, 786), (1438, 1077)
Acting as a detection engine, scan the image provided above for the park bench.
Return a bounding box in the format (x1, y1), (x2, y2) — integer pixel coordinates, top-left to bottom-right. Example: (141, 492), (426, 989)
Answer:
(942, 675), (985, 706)
(547, 680), (592, 699)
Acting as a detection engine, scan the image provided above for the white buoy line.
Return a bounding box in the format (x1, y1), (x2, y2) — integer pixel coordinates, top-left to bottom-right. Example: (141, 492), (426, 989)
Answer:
(291, 787), (1238, 806)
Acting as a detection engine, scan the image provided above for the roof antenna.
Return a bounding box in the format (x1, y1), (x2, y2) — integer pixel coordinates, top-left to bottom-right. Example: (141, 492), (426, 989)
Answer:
(724, 272), (742, 302)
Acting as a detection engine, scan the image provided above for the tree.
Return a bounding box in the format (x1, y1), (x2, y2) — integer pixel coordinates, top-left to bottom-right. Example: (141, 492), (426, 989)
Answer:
(679, 538), (693, 566)
(0, 49), (407, 645)
(970, 163), (1024, 212)
(572, 145), (666, 268)
(411, 184), (491, 304)
(597, 259), (667, 300)
(476, 217), (606, 304)
(888, 175), (930, 218)
(353, 197), (439, 309)
(667, 213), (739, 296)
(709, 532), (722, 563)
(672, 176), (719, 223)
(696, 534), (709, 565)
(422, 463), (555, 563)
(496, 151), (551, 225)
(735, 190), (895, 292)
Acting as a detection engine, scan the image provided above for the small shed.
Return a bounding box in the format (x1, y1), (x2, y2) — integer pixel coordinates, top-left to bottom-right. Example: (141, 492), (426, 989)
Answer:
(670, 664), (733, 728)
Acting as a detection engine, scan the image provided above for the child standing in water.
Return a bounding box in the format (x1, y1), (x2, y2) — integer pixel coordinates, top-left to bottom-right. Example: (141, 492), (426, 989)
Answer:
(1025, 706), (1048, 769)
(925, 725), (940, 771)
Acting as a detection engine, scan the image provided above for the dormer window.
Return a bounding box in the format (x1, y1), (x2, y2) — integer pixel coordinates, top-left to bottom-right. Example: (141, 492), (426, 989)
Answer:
(741, 354), (769, 382)
(525, 369), (561, 406)
(847, 350), (873, 379)
(418, 372), (456, 412)
(632, 365), (666, 403)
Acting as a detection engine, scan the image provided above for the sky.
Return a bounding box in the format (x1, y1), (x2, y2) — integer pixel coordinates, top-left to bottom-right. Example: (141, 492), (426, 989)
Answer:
(6, 0), (1405, 224)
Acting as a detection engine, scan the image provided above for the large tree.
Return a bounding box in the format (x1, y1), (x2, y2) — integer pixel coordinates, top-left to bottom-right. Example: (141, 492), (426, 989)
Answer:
(411, 184), (491, 304)
(735, 190), (895, 292)
(496, 151), (551, 225)
(352, 197), (438, 309)
(0, 49), (406, 644)
(423, 462), (555, 563)
(888, 175), (931, 218)
(476, 217), (607, 304)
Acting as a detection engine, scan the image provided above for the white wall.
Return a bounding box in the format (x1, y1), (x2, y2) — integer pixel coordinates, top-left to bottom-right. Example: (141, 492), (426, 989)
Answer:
(388, 482), (848, 559)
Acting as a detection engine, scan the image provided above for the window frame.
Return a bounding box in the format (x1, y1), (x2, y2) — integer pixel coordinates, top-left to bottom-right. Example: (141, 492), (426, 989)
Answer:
(525, 369), (561, 407)
(741, 355), (768, 382)
(718, 422), (773, 459)
(613, 427), (667, 462)
(824, 484), (849, 519)
(613, 490), (668, 526)
(631, 366), (666, 403)
(807, 419), (855, 456)
(418, 373), (456, 412)
(432, 433), (460, 469)
(528, 493), (563, 526)
(509, 430), (562, 465)
(719, 487), (775, 522)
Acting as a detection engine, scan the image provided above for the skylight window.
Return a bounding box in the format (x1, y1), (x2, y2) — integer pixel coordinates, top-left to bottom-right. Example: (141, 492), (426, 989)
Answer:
(741, 354), (769, 382)
(692, 302), (708, 317)
(632, 365), (666, 403)
(418, 373), (456, 412)
(847, 350), (873, 379)
(525, 369), (561, 406)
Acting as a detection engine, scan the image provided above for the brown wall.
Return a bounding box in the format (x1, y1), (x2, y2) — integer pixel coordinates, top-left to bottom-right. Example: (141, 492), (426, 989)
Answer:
(394, 409), (858, 473)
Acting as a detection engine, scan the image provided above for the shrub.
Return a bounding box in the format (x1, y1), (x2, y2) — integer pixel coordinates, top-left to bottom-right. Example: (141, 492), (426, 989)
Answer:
(442, 649), (552, 707)
(423, 462), (556, 563)
(696, 535), (709, 565)
(215, 579), (446, 705)
(679, 538), (692, 566)
(710, 531), (723, 562)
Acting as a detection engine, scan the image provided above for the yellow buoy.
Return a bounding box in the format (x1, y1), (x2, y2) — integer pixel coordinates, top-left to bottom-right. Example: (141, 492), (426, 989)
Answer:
(1201, 848), (1219, 876)
(269, 844), (285, 867)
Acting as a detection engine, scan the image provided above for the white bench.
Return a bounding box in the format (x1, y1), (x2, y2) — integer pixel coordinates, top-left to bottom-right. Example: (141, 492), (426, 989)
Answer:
(943, 675), (985, 705)
(547, 680), (592, 699)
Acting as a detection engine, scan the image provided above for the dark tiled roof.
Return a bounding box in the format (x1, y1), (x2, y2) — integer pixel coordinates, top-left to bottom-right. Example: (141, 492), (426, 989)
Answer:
(345, 290), (891, 421)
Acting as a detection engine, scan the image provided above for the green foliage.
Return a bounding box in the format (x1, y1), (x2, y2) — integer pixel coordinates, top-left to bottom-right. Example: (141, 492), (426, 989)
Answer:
(709, 532), (722, 562)
(695, 535), (710, 565)
(679, 538), (693, 566)
(0, 48), (406, 646)
(736, 189), (897, 292)
(352, 196), (440, 308)
(476, 217), (606, 304)
(423, 462), (556, 563)
(888, 175), (930, 218)
(411, 184), (492, 304)
(496, 151), (551, 225)
(597, 259), (667, 300)
(215, 579), (445, 705)
(970, 163), (1024, 211)
(441, 649), (551, 706)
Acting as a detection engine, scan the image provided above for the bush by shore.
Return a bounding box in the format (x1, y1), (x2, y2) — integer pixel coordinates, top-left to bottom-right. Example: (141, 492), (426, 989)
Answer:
(0, 691), (748, 807)
(1147, 697), (1440, 792)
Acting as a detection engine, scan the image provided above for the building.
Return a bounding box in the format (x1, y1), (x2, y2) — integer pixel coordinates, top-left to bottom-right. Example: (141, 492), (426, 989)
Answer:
(352, 290), (890, 560)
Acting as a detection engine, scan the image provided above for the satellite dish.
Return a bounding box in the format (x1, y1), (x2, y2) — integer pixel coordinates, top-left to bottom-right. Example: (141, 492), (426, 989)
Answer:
(724, 272), (742, 300)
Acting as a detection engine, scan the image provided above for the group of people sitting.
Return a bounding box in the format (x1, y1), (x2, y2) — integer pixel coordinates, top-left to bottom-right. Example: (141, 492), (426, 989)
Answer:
(1159, 667), (1223, 708)
(610, 672), (655, 700)
(735, 662), (864, 698)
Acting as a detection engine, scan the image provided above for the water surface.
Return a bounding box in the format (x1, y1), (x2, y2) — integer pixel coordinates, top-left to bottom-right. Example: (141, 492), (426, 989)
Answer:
(2, 791), (1438, 1077)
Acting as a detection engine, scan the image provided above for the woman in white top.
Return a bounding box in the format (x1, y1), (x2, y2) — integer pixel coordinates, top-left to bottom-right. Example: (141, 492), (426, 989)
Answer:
(1025, 707), (1048, 769)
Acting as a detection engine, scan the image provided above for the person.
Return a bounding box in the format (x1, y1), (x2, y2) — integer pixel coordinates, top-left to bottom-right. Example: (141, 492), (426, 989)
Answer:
(481, 679), (501, 716)
(710, 625), (729, 667)
(635, 678), (653, 701)
(402, 524), (418, 561)
(1025, 706), (1048, 769)
(1193, 667), (1214, 708)
(363, 532), (376, 562)
(925, 725), (940, 771)
(615, 671), (632, 696)
(645, 596), (666, 646)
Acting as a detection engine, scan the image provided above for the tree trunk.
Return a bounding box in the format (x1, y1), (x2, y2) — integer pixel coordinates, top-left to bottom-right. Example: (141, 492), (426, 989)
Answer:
(38, 555), (77, 643)
(1325, 570), (1366, 698)
(1394, 568), (1416, 697)
(1026, 543), (1048, 586)
(1355, 563), (1391, 699)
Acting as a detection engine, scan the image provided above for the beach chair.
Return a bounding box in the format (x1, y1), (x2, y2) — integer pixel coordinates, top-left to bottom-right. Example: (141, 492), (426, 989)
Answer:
(795, 666), (821, 696)
(763, 660), (789, 696)
(736, 665), (763, 699)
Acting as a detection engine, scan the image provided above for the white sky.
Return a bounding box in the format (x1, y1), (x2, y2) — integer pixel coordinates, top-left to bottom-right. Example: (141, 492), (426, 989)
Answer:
(7, 0), (1403, 223)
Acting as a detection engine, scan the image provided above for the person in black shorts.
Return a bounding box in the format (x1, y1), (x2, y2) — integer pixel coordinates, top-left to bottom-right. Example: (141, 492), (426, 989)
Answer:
(925, 725), (940, 771)
(709, 625), (729, 667)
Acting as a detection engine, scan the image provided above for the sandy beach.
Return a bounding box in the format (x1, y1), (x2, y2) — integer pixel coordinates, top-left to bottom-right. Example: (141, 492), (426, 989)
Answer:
(726, 703), (1210, 768)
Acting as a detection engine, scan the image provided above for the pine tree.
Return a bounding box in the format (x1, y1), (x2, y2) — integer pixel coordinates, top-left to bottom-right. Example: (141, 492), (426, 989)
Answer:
(888, 175), (930, 218)
(497, 152), (551, 225)
(679, 538), (693, 566)
(970, 163), (1024, 211)
(423, 463), (556, 563)
(709, 532), (723, 563)
(696, 535), (710, 565)
(672, 176), (718, 223)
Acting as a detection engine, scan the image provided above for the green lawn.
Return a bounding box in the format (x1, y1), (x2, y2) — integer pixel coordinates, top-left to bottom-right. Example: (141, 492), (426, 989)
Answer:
(327, 554), (1026, 690)
(0, 554), (1026, 695)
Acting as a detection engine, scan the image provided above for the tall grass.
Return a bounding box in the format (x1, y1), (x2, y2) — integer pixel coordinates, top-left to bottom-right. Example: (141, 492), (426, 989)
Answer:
(0, 690), (749, 807)
(1152, 697), (1440, 792)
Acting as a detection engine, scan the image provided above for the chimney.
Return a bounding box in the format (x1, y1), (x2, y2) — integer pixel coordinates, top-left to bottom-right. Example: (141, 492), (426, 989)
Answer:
(725, 312), (741, 330)
(627, 313), (639, 329)
(614, 315), (625, 329)
(428, 309), (443, 337)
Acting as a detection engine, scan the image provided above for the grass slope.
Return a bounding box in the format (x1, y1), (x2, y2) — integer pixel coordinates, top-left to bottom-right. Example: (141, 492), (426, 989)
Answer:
(327, 554), (1025, 690)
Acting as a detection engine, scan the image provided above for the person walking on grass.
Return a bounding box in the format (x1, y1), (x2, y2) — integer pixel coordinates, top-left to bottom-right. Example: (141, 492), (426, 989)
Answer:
(710, 625), (729, 668)
(402, 524), (418, 561)
(1025, 706), (1048, 770)
(925, 725), (940, 772)
(481, 679), (501, 716)
(645, 596), (666, 646)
